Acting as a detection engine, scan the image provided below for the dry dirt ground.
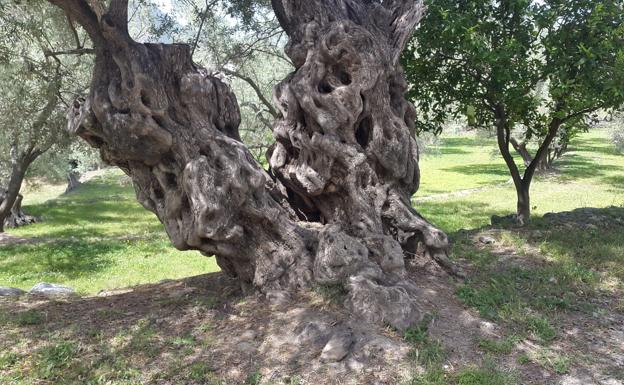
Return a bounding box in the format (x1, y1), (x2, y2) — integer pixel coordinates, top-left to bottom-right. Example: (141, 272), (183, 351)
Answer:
(1, 231), (622, 384)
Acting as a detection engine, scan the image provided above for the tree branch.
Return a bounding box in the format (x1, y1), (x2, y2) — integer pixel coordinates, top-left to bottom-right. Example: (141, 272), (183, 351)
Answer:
(222, 68), (279, 118)
(47, 0), (104, 47)
(106, 0), (129, 35)
(44, 48), (95, 57)
(386, 0), (427, 64)
(191, 0), (219, 57)
(65, 12), (83, 48)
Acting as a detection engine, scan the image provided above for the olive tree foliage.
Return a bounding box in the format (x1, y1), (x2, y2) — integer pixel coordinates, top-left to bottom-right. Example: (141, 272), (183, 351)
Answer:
(403, 0), (624, 224)
(189, 0), (291, 159)
(42, 0), (458, 329)
(0, 1), (93, 230)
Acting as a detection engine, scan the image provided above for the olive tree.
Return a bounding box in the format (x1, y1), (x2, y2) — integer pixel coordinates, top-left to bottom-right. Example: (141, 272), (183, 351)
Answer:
(403, 0), (624, 224)
(42, 0), (457, 329)
(0, 1), (93, 231)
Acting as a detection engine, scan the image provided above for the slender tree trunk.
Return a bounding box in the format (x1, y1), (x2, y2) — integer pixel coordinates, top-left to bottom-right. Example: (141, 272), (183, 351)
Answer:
(495, 106), (529, 224)
(0, 159), (30, 232)
(65, 172), (81, 193)
(515, 181), (531, 226)
(495, 105), (564, 224)
(47, 0), (455, 329)
(65, 160), (82, 194)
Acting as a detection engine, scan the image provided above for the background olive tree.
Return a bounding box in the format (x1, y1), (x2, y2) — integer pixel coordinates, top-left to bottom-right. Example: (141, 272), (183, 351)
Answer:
(0, 1), (94, 231)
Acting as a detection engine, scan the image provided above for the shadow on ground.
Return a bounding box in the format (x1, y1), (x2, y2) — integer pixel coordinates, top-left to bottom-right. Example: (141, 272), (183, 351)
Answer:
(448, 206), (624, 385)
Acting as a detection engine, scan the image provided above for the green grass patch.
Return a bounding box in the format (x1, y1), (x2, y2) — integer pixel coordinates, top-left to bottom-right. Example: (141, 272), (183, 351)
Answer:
(0, 352), (20, 370)
(530, 348), (572, 374)
(188, 362), (219, 382)
(1, 170), (219, 294)
(14, 310), (45, 326)
(404, 367), (448, 385)
(313, 283), (348, 304)
(477, 336), (519, 355)
(527, 316), (556, 344)
(35, 340), (78, 380)
(455, 365), (516, 385)
(245, 370), (263, 385)
(403, 314), (446, 367)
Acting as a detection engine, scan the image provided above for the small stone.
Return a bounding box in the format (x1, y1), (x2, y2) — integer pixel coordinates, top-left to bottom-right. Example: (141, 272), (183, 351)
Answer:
(240, 329), (258, 341)
(0, 286), (25, 297)
(237, 341), (255, 352)
(295, 321), (331, 349)
(29, 283), (75, 297)
(265, 290), (291, 306)
(478, 236), (496, 245)
(320, 329), (354, 362)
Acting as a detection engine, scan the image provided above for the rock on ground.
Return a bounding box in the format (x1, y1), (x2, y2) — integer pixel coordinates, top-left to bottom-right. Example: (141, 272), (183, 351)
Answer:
(0, 286), (25, 297)
(321, 329), (355, 362)
(29, 283), (76, 297)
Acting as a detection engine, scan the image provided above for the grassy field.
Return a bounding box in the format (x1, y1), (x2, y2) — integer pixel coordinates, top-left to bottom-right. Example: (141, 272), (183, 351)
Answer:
(0, 171), (218, 294)
(417, 129), (624, 231)
(0, 128), (622, 385)
(411, 128), (624, 384)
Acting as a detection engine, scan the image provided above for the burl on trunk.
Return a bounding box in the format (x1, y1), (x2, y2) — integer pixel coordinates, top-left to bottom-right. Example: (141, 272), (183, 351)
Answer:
(48, 0), (458, 330)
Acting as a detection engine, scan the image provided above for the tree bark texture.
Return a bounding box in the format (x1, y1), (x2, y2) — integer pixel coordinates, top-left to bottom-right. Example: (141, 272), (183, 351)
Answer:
(49, 0), (453, 329)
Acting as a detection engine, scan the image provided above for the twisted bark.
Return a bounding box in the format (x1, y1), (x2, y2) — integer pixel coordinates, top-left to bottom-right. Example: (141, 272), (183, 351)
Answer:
(48, 0), (454, 329)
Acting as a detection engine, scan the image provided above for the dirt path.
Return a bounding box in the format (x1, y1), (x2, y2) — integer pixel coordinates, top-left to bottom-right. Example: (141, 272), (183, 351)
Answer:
(0, 233), (152, 247)
(0, 233), (46, 246)
(414, 180), (512, 202)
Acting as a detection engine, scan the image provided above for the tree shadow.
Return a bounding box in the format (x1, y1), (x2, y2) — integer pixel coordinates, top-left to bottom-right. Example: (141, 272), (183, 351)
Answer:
(554, 153), (623, 182)
(441, 163), (510, 178)
(418, 199), (507, 233)
(447, 206), (624, 384)
(570, 137), (621, 157)
(601, 175), (624, 192)
(455, 206), (624, 291)
(423, 137), (475, 156)
(0, 240), (123, 285)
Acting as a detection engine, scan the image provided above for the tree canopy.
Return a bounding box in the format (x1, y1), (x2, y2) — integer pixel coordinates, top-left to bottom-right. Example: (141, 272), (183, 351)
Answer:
(403, 0), (624, 222)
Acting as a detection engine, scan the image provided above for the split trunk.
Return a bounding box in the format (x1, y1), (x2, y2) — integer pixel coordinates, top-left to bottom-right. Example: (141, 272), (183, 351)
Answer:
(48, 0), (456, 329)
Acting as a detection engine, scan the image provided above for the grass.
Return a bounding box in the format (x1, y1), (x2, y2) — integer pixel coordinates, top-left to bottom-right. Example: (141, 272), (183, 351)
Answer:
(1, 170), (219, 294)
(418, 136), (513, 196)
(403, 314), (446, 368)
(477, 336), (519, 355)
(404, 128), (623, 383)
(417, 130), (624, 232)
(13, 310), (45, 326)
(454, 365), (516, 385)
(35, 340), (78, 380)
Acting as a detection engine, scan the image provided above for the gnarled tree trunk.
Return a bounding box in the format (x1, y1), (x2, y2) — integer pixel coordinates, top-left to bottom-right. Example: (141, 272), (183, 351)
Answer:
(0, 191), (37, 229)
(49, 0), (455, 330)
(0, 148), (41, 232)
